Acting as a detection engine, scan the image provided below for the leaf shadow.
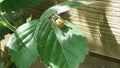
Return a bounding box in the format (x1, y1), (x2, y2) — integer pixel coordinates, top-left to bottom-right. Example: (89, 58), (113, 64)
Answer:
(14, 32), (27, 50)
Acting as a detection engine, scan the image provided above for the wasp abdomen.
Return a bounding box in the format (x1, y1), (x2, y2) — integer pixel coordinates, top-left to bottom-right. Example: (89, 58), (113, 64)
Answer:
(51, 14), (66, 29)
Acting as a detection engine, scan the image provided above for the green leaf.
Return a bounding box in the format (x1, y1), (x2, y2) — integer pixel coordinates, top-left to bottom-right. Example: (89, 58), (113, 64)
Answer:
(40, 1), (93, 20)
(36, 1), (91, 68)
(52, 21), (88, 68)
(7, 1), (91, 68)
(35, 18), (88, 68)
(7, 20), (40, 68)
(1, 0), (45, 12)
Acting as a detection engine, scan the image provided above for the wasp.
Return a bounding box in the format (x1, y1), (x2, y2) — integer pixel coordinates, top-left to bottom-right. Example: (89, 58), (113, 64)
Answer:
(51, 14), (66, 29)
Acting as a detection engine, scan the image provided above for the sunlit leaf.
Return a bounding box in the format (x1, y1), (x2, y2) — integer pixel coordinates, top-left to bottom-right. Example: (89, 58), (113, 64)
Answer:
(7, 1), (92, 68)
(52, 21), (88, 68)
(7, 20), (39, 68)
(35, 1), (91, 68)
(35, 18), (88, 68)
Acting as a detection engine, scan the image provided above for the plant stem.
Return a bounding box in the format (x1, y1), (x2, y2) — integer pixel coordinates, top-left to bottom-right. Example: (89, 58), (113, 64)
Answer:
(0, 13), (16, 32)
(0, 4), (16, 31)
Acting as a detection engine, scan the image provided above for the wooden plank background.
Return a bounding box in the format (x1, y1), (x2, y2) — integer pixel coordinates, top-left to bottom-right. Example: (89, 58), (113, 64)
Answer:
(67, 0), (120, 60)
(22, 0), (120, 60)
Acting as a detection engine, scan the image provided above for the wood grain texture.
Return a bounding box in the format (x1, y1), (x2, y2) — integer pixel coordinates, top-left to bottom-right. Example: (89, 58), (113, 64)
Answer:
(66, 0), (120, 60)
(61, 0), (120, 60)
(21, 0), (120, 60)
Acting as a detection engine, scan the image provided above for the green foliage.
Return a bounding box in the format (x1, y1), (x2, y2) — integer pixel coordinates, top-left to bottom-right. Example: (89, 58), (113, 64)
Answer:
(53, 21), (88, 67)
(35, 1), (90, 68)
(35, 19), (88, 68)
(0, 0), (45, 12)
(7, 20), (39, 68)
(7, 1), (92, 68)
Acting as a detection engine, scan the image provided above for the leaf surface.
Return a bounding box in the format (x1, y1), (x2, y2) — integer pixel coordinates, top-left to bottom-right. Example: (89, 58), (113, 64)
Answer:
(35, 1), (91, 68)
(7, 20), (39, 68)
(35, 19), (88, 68)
